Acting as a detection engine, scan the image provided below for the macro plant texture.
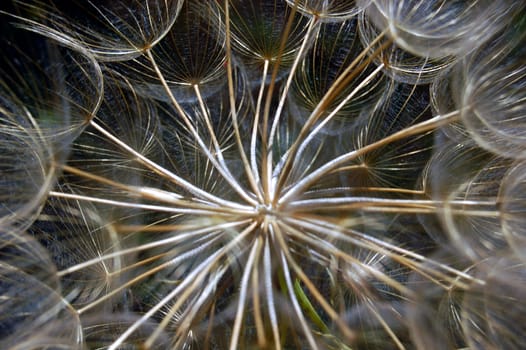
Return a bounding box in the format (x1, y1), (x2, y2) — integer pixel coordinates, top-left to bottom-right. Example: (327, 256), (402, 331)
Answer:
(1, 0), (526, 349)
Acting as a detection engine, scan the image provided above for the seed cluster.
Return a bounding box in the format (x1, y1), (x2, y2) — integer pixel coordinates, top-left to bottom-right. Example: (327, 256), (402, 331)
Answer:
(1, 1), (525, 349)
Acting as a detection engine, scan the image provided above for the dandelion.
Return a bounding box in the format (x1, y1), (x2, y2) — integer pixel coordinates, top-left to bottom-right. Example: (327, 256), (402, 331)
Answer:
(10, 0), (184, 60)
(1, 0), (525, 349)
(0, 10), (103, 230)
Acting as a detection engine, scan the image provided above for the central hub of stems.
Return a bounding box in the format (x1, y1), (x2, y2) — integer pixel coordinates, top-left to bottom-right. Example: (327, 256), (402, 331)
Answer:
(256, 203), (275, 216)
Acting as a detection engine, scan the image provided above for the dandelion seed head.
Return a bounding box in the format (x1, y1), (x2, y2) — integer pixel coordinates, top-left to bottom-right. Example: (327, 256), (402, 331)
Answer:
(1, 0), (526, 349)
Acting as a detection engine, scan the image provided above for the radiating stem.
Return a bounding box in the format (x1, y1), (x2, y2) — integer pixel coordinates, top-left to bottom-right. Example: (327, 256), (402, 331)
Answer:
(260, 0), (302, 203)
(283, 216), (484, 288)
(274, 222), (356, 343)
(89, 119), (250, 210)
(252, 236), (266, 348)
(303, 186), (426, 197)
(251, 59), (270, 194)
(145, 49), (258, 206)
(287, 196), (499, 217)
(143, 222), (258, 348)
(111, 221), (257, 350)
(281, 220), (414, 297)
(223, 0), (264, 202)
(364, 299), (405, 350)
(273, 30), (391, 202)
(279, 109), (461, 204)
(291, 63), (385, 167)
(57, 219), (252, 276)
(77, 233), (222, 314)
(276, 232), (320, 350)
(267, 16), (319, 202)
(229, 237), (262, 350)
(60, 164), (245, 214)
(264, 236), (281, 349)
(49, 190), (243, 216)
